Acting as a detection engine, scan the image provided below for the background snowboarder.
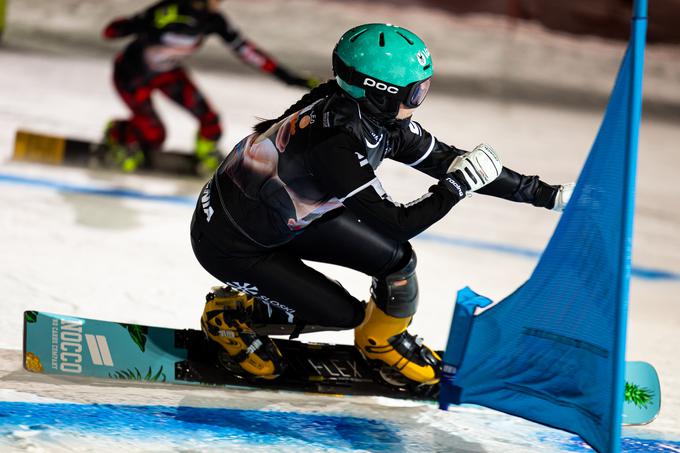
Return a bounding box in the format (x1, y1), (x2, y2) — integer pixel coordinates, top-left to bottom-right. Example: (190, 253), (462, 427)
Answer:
(102, 0), (317, 172)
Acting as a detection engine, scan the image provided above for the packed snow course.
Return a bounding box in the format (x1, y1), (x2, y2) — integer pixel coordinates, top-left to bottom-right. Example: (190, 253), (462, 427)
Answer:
(1, 0), (680, 451)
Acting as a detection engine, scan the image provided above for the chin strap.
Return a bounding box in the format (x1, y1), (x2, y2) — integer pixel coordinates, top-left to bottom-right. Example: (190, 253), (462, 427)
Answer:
(357, 97), (401, 122)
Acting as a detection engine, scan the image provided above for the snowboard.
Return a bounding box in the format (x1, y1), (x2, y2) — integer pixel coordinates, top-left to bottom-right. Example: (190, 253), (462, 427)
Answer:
(623, 361), (661, 425)
(22, 311), (435, 401)
(22, 310), (662, 421)
(12, 129), (204, 177)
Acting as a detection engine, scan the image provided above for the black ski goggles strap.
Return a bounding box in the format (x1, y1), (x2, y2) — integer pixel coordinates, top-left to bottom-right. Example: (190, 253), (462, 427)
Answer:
(333, 53), (431, 108)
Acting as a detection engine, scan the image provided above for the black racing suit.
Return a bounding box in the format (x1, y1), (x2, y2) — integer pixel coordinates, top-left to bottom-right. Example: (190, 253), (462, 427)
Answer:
(191, 93), (558, 329)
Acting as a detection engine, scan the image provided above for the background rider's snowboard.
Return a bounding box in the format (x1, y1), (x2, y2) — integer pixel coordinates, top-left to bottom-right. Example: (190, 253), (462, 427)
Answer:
(12, 129), (204, 177)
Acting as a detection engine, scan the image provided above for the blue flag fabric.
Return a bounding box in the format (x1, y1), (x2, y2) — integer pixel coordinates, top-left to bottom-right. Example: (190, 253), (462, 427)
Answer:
(439, 40), (642, 453)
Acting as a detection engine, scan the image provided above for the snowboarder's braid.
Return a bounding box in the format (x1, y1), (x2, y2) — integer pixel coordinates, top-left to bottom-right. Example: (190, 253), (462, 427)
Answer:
(253, 79), (340, 135)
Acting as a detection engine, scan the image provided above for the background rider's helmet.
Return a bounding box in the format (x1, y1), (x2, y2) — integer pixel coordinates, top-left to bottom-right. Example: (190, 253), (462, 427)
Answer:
(332, 23), (433, 119)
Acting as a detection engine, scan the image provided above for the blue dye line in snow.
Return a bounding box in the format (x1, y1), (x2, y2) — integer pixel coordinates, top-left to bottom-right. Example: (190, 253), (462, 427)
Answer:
(559, 435), (680, 453)
(0, 172), (195, 205)
(0, 402), (401, 451)
(416, 232), (680, 281)
(0, 402), (677, 452)
(1, 171), (678, 282)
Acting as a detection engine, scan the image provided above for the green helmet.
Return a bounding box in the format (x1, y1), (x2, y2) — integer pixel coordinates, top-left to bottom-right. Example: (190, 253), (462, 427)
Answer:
(332, 24), (433, 117)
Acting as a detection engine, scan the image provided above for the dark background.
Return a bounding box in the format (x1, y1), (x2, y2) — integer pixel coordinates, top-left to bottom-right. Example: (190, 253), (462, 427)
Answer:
(356, 0), (680, 43)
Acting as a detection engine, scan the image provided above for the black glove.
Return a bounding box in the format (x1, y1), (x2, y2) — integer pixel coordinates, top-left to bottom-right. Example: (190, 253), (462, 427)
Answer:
(438, 172), (468, 201)
(273, 67), (319, 89)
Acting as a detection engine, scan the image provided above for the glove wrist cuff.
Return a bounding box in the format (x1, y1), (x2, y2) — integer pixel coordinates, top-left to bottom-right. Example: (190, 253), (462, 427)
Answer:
(440, 173), (468, 201)
(532, 181), (559, 209)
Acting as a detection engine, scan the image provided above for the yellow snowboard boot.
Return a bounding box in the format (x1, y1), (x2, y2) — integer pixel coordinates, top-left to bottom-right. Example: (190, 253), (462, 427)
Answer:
(201, 286), (284, 379)
(355, 299), (440, 385)
(195, 134), (222, 175)
(103, 120), (145, 172)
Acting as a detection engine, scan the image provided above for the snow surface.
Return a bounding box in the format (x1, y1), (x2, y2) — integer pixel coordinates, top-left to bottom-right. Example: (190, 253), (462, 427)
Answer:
(1, 0), (679, 451)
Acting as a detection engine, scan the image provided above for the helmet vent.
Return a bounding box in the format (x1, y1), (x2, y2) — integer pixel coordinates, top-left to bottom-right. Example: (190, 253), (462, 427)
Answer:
(423, 64), (431, 70)
(396, 31), (414, 45)
(379, 32), (385, 47)
(350, 29), (368, 42)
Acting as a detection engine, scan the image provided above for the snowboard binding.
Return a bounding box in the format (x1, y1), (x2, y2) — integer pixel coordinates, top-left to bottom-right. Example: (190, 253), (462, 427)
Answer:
(366, 357), (441, 399)
(213, 346), (287, 382)
(201, 286), (284, 380)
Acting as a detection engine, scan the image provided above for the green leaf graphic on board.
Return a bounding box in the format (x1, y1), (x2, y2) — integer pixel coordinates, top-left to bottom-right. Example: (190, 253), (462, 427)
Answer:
(25, 311), (38, 323)
(109, 365), (166, 383)
(624, 381), (654, 409)
(119, 323), (149, 352)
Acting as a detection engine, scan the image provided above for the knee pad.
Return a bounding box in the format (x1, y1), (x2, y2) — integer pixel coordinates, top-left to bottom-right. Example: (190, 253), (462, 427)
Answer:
(370, 248), (418, 318)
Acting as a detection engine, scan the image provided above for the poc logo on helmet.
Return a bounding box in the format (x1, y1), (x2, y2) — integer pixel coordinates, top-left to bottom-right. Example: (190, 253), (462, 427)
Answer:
(363, 78), (399, 94)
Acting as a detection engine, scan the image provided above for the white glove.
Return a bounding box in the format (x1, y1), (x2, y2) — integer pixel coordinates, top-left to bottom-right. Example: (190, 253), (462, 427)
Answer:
(552, 182), (575, 212)
(446, 143), (503, 193)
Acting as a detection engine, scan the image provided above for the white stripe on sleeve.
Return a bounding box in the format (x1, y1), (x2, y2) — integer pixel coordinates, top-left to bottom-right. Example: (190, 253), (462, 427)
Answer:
(339, 178), (379, 201)
(405, 135), (436, 167)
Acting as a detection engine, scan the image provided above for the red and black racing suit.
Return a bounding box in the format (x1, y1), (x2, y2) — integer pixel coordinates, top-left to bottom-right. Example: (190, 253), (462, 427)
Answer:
(190, 92), (559, 330)
(102, 0), (309, 152)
